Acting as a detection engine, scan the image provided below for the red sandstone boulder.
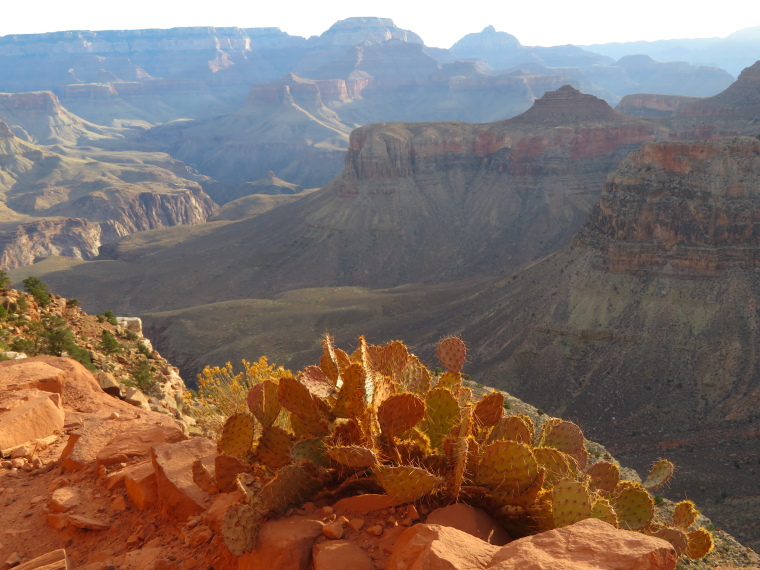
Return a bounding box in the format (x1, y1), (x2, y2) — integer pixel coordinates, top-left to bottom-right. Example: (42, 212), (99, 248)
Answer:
(387, 524), (499, 570)
(0, 388), (64, 451)
(333, 493), (402, 515)
(425, 503), (511, 546)
(124, 461), (158, 510)
(238, 516), (323, 570)
(313, 540), (374, 570)
(151, 436), (217, 521)
(487, 518), (677, 570)
(0, 359), (66, 394)
(96, 425), (186, 466)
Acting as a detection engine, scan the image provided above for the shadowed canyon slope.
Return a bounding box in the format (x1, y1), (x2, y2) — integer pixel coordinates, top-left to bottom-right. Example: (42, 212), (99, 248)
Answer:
(23, 86), (666, 311)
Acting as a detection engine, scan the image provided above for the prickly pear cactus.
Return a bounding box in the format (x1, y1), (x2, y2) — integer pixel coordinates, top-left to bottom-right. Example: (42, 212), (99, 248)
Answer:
(436, 336), (466, 373)
(552, 479), (592, 527)
(218, 413), (255, 457)
(685, 528), (714, 559)
(643, 459), (674, 490)
(672, 500), (698, 530)
(374, 464), (443, 503)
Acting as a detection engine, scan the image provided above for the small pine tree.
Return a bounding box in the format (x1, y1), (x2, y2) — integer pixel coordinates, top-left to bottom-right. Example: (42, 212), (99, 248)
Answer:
(100, 330), (121, 354)
(0, 270), (11, 291)
(22, 276), (52, 308)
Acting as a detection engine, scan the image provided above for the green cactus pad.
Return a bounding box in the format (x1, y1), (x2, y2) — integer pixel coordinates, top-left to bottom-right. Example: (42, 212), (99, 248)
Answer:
(552, 479), (592, 527)
(247, 380), (281, 428)
(255, 425), (294, 468)
(401, 356), (431, 394)
(436, 337), (466, 373)
(538, 419), (588, 470)
(611, 481), (654, 530)
(298, 365), (336, 398)
(527, 489), (555, 533)
(290, 437), (329, 467)
(374, 464), (443, 503)
(218, 413), (255, 457)
(320, 334), (340, 384)
(672, 500), (699, 530)
(421, 388), (460, 449)
(585, 460), (620, 493)
(259, 463), (326, 515)
(221, 503), (261, 557)
(378, 393), (425, 437)
(474, 391), (504, 427)
(436, 371), (461, 391)
(278, 376), (327, 435)
(534, 447), (576, 486)
(685, 528), (714, 559)
(488, 414), (534, 445)
(475, 440), (540, 495)
(643, 459), (674, 490)
(654, 527), (688, 556)
(590, 497), (618, 526)
(327, 445), (378, 468)
(451, 437), (469, 499)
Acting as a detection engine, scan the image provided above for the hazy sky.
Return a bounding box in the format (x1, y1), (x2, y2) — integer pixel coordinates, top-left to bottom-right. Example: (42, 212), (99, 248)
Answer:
(2, 0), (758, 48)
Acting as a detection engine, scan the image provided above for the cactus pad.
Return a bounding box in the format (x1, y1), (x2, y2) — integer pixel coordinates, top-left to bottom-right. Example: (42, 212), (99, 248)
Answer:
(534, 447), (576, 485)
(474, 391), (504, 427)
(327, 445), (378, 468)
(585, 460), (620, 493)
(488, 414), (534, 445)
(590, 497), (618, 526)
(643, 459), (674, 490)
(278, 376), (328, 435)
(436, 371), (461, 391)
(421, 388), (461, 449)
(218, 413), (255, 457)
(374, 464), (443, 503)
(379, 340), (409, 381)
(378, 393), (425, 437)
(653, 527), (688, 556)
(685, 528), (713, 559)
(539, 419), (588, 470)
(259, 463), (326, 515)
(672, 500), (699, 530)
(552, 479), (592, 527)
(247, 380), (281, 428)
(221, 503), (260, 556)
(611, 481), (653, 530)
(475, 440), (540, 495)
(255, 425), (294, 468)
(333, 364), (367, 418)
(437, 337), (466, 373)
(401, 356), (431, 394)
(290, 437), (329, 467)
(299, 366), (336, 398)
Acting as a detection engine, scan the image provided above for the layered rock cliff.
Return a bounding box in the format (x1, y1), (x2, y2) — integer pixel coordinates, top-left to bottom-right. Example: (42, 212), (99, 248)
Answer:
(21, 86), (665, 311)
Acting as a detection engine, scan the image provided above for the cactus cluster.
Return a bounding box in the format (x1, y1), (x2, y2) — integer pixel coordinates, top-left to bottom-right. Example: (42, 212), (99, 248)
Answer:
(212, 335), (713, 560)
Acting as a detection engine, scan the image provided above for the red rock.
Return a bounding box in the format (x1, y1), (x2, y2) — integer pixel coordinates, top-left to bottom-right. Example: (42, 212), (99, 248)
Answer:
(124, 461), (158, 510)
(46, 512), (69, 530)
(118, 547), (163, 570)
(96, 425), (186, 466)
(333, 493), (402, 515)
(183, 524), (213, 547)
(238, 516), (323, 570)
(0, 359), (67, 394)
(379, 525), (407, 555)
(151, 437), (216, 521)
(0, 389), (65, 451)
(488, 518), (676, 570)
(387, 524), (499, 570)
(215, 454), (248, 493)
(425, 503), (511, 546)
(68, 514), (110, 531)
(50, 487), (79, 512)
(313, 540), (374, 570)
(322, 521), (344, 539)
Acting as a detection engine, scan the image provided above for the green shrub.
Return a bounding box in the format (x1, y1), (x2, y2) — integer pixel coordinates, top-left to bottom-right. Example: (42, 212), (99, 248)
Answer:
(22, 276), (52, 308)
(66, 298), (80, 308)
(129, 359), (160, 397)
(0, 270), (11, 291)
(100, 330), (122, 354)
(103, 310), (118, 326)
